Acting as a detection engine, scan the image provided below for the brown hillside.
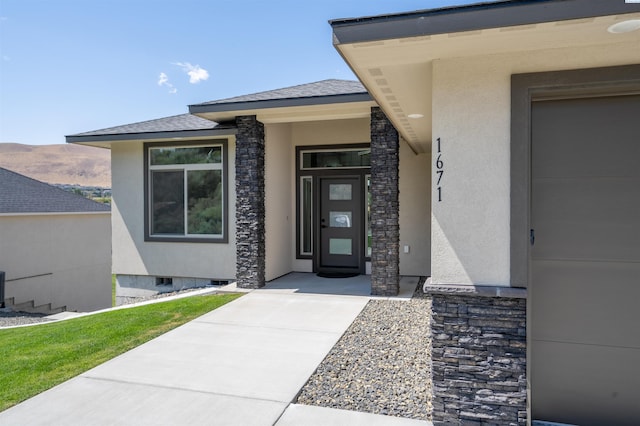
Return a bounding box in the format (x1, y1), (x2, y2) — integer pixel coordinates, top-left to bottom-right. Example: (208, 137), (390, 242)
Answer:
(0, 143), (111, 187)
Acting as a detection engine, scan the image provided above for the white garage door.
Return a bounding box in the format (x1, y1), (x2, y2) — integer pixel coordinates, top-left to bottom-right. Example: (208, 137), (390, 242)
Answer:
(531, 94), (640, 425)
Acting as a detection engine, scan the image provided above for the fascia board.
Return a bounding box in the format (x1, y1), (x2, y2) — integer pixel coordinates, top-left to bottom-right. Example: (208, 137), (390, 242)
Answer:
(189, 93), (373, 115)
(65, 127), (237, 144)
(330, 0), (640, 44)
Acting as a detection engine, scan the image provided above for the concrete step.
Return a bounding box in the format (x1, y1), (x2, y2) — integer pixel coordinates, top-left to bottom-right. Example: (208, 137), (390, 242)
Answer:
(4, 297), (67, 315)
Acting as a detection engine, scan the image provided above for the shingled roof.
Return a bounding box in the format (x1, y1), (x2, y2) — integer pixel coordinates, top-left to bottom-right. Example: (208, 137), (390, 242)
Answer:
(193, 79), (367, 106)
(0, 167), (111, 214)
(69, 113), (222, 137)
(67, 79), (370, 145)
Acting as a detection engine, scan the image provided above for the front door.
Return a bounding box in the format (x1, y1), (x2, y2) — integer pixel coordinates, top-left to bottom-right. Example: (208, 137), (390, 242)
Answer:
(318, 176), (362, 276)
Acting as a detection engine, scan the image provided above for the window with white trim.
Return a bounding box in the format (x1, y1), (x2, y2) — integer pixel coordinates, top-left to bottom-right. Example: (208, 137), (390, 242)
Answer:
(145, 141), (227, 242)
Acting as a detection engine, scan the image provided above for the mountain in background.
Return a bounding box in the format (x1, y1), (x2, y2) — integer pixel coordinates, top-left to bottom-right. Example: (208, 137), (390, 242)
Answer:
(0, 143), (110, 188)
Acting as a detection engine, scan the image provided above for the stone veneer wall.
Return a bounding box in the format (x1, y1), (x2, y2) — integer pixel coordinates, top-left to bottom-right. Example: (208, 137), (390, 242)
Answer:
(370, 107), (400, 296)
(235, 115), (265, 289)
(424, 283), (527, 425)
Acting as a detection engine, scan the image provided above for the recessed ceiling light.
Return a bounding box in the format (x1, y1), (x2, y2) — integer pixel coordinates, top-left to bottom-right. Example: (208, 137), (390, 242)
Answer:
(607, 19), (640, 34)
(407, 113), (424, 119)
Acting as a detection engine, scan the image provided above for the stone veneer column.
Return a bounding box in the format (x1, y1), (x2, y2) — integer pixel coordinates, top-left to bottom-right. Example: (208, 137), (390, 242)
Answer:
(424, 283), (528, 425)
(370, 107), (399, 296)
(235, 115), (265, 289)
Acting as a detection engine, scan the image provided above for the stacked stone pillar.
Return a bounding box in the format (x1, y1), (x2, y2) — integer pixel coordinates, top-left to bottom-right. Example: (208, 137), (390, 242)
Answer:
(235, 115), (265, 289)
(424, 283), (528, 425)
(370, 107), (400, 296)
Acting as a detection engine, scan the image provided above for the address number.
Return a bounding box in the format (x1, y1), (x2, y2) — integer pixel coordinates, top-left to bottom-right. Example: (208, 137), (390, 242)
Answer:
(436, 137), (443, 202)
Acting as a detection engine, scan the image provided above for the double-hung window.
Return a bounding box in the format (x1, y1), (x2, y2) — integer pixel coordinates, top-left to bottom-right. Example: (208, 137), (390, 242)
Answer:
(145, 141), (228, 242)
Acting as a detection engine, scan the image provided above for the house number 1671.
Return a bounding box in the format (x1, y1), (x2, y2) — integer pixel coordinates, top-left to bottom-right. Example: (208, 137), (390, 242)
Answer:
(436, 137), (444, 202)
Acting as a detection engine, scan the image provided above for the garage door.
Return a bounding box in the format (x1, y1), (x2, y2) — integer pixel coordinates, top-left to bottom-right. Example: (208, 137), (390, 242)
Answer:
(531, 94), (640, 425)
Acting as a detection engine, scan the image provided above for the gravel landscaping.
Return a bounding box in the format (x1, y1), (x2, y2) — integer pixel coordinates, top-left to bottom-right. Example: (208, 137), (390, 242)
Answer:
(0, 310), (52, 327)
(115, 287), (215, 306)
(296, 283), (433, 422)
(1, 288), (215, 328)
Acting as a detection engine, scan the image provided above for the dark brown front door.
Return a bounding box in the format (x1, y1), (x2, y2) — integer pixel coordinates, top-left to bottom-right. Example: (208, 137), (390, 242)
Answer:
(318, 176), (362, 275)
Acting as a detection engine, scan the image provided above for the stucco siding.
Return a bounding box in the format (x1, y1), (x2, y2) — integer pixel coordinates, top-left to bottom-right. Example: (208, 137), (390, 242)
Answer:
(431, 41), (639, 286)
(399, 140), (431, 276)
(111, 140), (237, 280)
(0, 213), (111, 312)
(291, 118), (370, 147)
(265, 123), (293, 281)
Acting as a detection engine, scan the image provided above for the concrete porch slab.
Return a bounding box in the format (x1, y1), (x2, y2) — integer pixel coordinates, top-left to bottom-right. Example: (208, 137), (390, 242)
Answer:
(262, 272), (420, 299)
(198, 290), (367, 332)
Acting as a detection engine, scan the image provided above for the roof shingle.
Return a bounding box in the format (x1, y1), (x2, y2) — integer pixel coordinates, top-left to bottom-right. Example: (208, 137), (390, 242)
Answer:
(0, 167), (111, 214)
(70, 113), (223, 137)
(67, 79), (368, 141)
(193, 79), (367, 106)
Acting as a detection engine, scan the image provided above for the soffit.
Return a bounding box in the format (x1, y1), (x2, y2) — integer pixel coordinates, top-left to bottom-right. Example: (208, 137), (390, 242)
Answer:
(194, 101), (377, 125)
(335, 13), (640, 153)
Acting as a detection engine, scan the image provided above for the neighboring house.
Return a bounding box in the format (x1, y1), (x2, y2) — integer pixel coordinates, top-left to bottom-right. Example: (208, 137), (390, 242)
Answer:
(0, 167), (111, 313)
(67, 0), (639, 424)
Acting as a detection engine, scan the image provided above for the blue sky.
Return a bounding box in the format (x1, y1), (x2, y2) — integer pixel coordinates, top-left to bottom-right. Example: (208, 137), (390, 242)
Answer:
(0, 0), (478, 146)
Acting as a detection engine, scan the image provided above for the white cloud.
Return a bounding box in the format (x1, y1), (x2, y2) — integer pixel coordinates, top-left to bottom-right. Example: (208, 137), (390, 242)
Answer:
(157, 72), (168, 85)
(157, 72), (177, 94)
(174, 62), (209, 84)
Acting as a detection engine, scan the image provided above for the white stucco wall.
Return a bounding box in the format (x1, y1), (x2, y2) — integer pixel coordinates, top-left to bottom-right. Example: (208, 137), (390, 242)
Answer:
(265, 123), (293, 281)
(110, 140), (236, 281)
(430, 41), (639, 286)
(291, 118), (371, 147)
(0, 213), (111, 312)
(399, 140), (431, 276)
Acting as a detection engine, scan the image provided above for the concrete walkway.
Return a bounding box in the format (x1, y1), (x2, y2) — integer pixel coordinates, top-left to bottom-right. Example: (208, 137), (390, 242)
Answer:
(0, 274), (431, 426)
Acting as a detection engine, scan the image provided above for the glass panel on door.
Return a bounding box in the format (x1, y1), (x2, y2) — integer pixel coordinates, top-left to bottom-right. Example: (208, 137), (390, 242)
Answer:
(330, 211), (352, 227)
(329, 184), (352, 200)
(329, 238), (353, 255)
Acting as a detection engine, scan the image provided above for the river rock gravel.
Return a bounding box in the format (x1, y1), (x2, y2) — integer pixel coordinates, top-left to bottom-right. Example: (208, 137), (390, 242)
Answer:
(296, 286), (433, 421)
(1, 287), (216, 328)
(0, 310), (52, 327)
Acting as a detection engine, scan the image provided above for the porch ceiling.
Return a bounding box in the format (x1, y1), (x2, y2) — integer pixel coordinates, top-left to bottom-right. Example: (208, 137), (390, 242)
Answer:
(333, 12), (640, 154)
(193, 100), (377, 126)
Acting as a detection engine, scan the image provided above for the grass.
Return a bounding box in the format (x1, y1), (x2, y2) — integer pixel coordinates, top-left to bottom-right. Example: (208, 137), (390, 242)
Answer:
(0, 292), (242, 412)
(112, 274), (116, 306)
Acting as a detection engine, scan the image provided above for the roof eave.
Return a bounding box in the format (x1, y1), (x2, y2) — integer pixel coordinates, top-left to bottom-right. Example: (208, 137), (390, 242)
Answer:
(66, 127), (238, 145)
(0, 210), (110, 216)
(189, 92), (373, 115)
(330, 0), (640, 45)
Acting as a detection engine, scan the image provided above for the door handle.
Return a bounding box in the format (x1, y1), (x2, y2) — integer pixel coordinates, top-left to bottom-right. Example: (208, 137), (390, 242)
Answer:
(321, 218), (327, 229)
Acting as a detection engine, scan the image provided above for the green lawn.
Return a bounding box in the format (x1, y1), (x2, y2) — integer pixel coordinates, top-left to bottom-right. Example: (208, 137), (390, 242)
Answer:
(0, 292), (242, 412)
(112, 274), (116, 306)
